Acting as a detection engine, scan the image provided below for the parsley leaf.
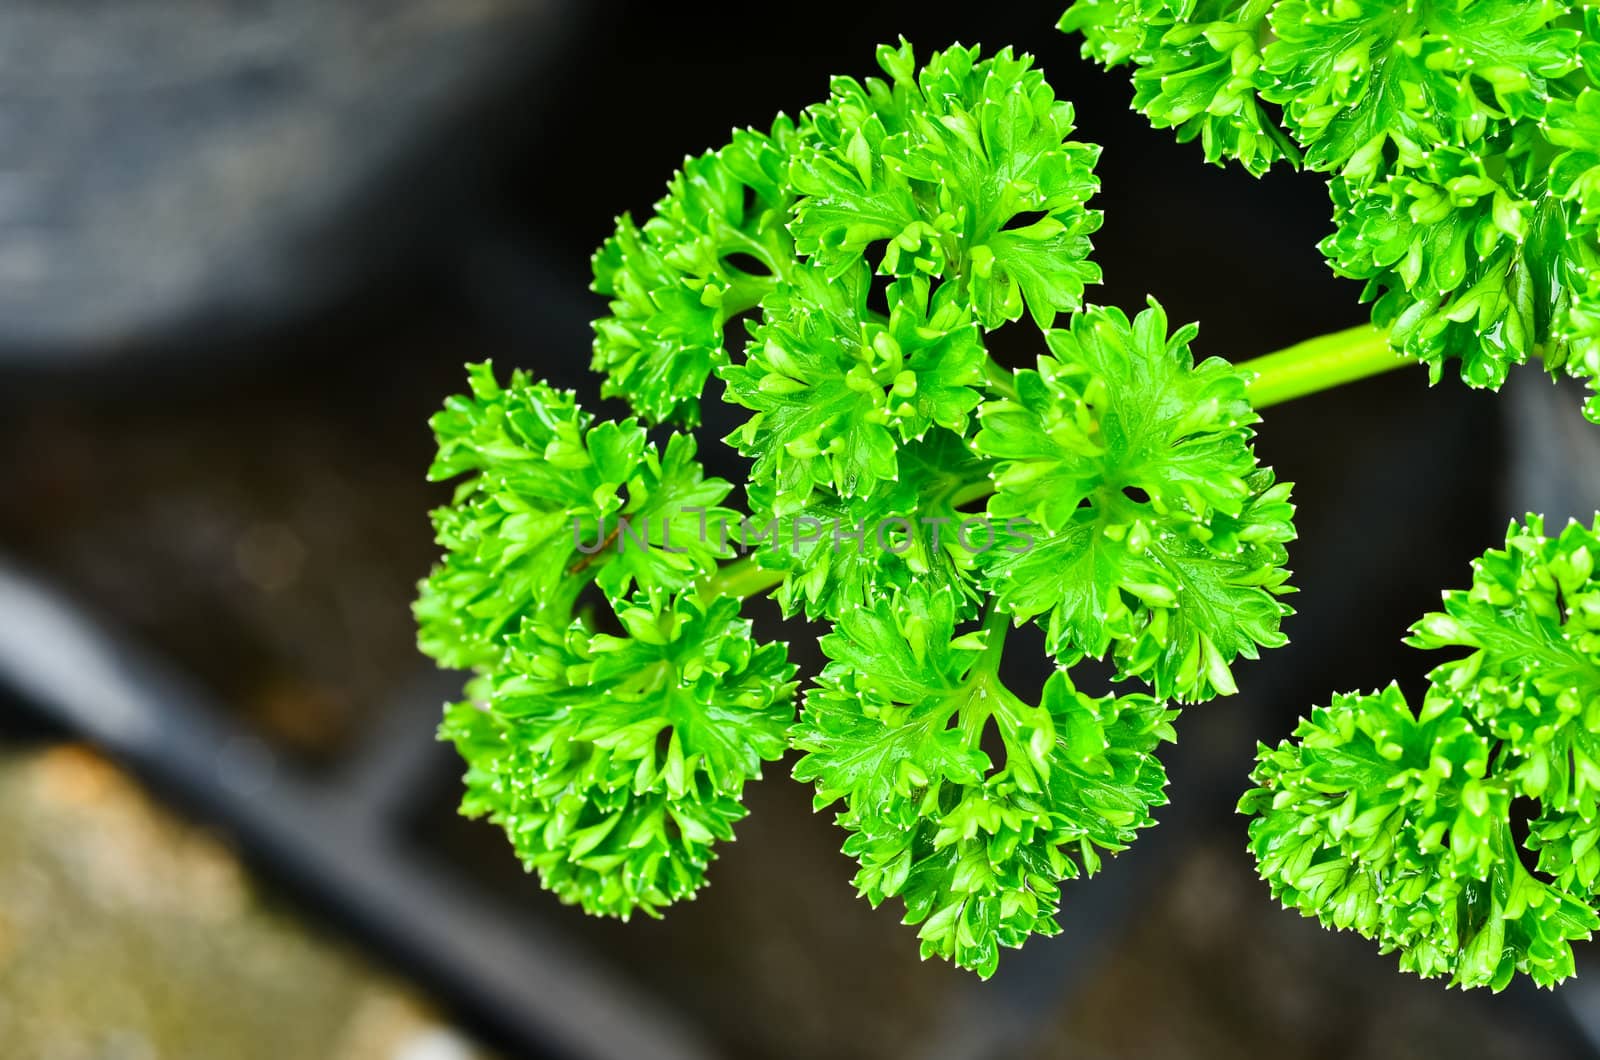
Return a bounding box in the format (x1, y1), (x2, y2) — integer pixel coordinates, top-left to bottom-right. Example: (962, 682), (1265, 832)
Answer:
(1244, 516), (1600, 989)
(792, 40), (1102, 329)
(741, 430), (997, 622)
(415, 364), (737, 671)
(977, 299), (1295, 702)
(591, 117), (803, 425)
(444, 593), (797, 918)
(1061, 0), (1600, 421)
(721, 264), (986, 508)
(416, 364), (637, 669)
(1058, 0), (1299, 175)
(792, 584), (1176, 977)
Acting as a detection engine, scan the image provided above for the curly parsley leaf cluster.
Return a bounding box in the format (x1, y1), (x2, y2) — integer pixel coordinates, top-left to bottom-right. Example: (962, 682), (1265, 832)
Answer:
(421, 42), (1302, 978)
(751, 292), (1294, 975)
(791, 41), (1103, 329)
(792, 584), (1177, 977)
(1058, 0), (1297, 175)
(593, 38), (1103, 437)
(741, 431), (998, 623)
(419, 364), (797, 914)
(415, 363), (740, 670)
(1243, 516), (1600, 989)
(591, 119), (801, 426)
(977, 300), (1296, 703)
(1060, 0), (1600, 422)
(721, 264), (987, 507)
(444, 593), (797, 917)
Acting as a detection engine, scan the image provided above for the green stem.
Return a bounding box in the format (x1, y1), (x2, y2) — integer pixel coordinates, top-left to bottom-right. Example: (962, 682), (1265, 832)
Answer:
(696, 554), (786, 604)
(984, 359), (1019, 400)
(950, 478), (997, 509)
(974, 602), (1011, 679)
(721, 274), (778, 319)
(1236, 323), (1409, 409)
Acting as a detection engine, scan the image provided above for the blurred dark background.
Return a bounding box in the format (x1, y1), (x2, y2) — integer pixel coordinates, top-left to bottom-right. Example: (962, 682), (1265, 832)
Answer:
(3, 2), (1599, 1058)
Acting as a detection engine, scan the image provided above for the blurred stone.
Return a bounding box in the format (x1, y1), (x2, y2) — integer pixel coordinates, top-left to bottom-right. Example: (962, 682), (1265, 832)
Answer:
(0, 1), (563, 357)
(0, 746), (497, 1059)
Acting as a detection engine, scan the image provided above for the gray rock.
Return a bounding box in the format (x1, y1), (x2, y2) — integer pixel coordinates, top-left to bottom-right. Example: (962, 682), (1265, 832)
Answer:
(0, 0), (568, 357)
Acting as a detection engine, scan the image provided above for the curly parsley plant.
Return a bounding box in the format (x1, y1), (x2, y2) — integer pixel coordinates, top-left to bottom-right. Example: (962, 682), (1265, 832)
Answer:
(416, 24), (1600, 989)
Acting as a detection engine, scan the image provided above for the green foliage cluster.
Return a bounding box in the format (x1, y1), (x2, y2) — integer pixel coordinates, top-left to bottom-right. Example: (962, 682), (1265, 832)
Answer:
(1243, 516), (1600, 988)
(418, 41), (1296, 976)
(418, 364), (798, 916)
(1059, 0), (1600, 420)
